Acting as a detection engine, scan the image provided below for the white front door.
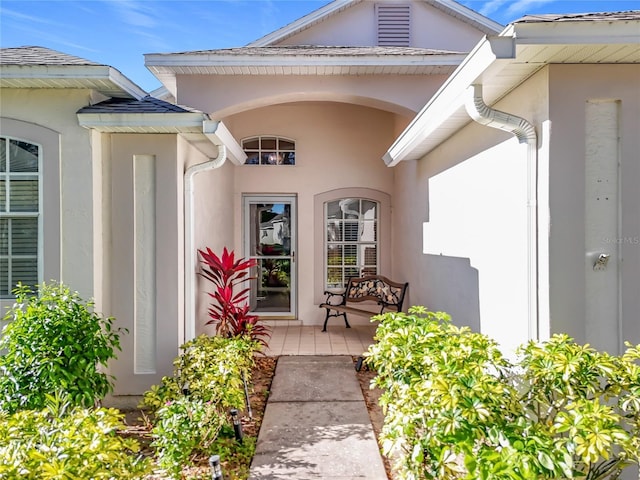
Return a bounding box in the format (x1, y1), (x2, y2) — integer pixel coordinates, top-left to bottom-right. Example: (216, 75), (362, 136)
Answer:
(244, 195), (296, 318)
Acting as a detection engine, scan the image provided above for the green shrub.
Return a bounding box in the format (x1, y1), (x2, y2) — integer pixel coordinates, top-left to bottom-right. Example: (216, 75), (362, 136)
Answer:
(0, 394), (151, 479)
(0, 282), (125, 413)
(141, 334), (260, 477)
(151, 397), (226, 478)
(141, 334), (258, 413)
(366, 306), (640, 480)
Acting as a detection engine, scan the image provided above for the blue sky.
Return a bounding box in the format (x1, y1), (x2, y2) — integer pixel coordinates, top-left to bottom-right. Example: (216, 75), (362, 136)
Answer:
(1, 0), (638, 92)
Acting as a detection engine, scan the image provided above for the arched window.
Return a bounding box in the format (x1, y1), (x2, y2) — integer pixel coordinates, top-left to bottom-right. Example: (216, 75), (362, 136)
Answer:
(242, 136), (295, 165)
(0, 136), (41, 297)
(325, 198), (379, 289)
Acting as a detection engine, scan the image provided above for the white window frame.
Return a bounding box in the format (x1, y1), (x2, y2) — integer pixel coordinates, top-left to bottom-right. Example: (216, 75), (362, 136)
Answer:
(324, 198), (379, 290)
(241, 136), (296, 165)
(0, 135), (42, 298)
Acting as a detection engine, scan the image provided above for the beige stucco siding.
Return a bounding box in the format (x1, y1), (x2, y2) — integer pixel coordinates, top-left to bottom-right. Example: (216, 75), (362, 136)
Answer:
(107, 133), (183, 394)
(0, 88), (95, 302)
(176, 75), (445, 120)
(223, 101), (398, 325)
(190, 145), (236, 337)
(278, 0), (488, 51)
(548, 64), (640, 352)
(392, 69), (550, 354)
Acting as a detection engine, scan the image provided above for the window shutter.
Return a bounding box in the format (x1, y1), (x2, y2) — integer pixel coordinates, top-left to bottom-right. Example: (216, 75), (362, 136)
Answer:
(376, 3), (411, 46)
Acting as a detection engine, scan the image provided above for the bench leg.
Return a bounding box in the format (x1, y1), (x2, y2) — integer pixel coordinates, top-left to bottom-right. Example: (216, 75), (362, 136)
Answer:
(322, 308), (331, 332)
(322, 309), (351, 332)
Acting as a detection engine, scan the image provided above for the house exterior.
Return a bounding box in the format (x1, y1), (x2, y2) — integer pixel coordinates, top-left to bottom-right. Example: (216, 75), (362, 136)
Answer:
(1, 0), (639, 403)
(384, 11), (640, 357)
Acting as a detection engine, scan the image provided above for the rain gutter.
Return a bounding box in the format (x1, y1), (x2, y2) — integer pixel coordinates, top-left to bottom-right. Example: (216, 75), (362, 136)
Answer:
(183, 121), (229, 344)
(465, 83), (539, 341)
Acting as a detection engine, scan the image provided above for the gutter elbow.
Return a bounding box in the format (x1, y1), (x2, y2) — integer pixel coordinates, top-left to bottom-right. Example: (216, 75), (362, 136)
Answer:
(465, 84), (536, 145)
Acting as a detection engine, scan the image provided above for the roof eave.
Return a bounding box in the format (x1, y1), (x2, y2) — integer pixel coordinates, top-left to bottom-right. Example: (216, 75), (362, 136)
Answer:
(384, 33), (515, 166)
(0, 64), (147, 99)
(76, 112), (246, 165)
(247, 0), (502, 47)
(424, 0), (503, 34)
(384, 18), (640, 166)
(144, 53), (467, 68)
(248, 0), (359, 46)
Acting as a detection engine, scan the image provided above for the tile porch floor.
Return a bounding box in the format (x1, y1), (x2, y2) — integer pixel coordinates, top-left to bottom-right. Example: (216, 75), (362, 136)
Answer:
(261, 324), (377, 357)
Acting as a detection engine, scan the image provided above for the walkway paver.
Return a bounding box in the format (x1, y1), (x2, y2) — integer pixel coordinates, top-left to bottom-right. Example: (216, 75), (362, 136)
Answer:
(249, 355), (387, 480)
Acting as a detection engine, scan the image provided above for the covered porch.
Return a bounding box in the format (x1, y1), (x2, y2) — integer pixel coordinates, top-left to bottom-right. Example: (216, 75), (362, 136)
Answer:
(260, 324), (377, 357)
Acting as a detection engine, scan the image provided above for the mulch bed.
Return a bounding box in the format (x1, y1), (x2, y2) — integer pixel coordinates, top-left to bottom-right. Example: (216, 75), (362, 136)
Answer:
(119, 355), (392, 480)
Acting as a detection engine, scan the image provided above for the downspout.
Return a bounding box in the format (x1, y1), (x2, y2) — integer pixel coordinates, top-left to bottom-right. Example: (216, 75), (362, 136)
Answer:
(184, 142), (227, 344)
(465, 84), (540, 341)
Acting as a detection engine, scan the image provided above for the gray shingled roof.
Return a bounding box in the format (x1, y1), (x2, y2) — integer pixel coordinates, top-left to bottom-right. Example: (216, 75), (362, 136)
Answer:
(149, 45), (463, 57)
(77, 96), (199, 114)
(0, 46), (102, 66)
(0, 46), (146, 99)
(517, 10), (640, 23)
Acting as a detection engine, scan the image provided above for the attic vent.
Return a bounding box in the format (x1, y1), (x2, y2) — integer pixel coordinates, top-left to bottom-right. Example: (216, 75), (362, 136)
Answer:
(376, 3), (411, 46)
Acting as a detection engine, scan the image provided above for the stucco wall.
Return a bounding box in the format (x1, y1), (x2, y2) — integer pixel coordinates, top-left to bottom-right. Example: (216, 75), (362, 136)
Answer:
(189, 144), (236, 337)
(223, 101), (398, 325)
(548, 64), (640, 352)
(176, 74), (445, 120)
(392, 69), (550, 355)
(278, 0), (490, 51)
(107, 133), (183, 395)
(0, 88), (94, 302)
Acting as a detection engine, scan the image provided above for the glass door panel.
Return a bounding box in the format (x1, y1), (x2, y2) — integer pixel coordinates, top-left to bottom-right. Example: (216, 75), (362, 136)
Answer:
(244, 196), (296, 317)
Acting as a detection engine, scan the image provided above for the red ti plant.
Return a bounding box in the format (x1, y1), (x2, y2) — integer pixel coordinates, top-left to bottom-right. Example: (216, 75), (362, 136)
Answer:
(198, 247), (270, 346)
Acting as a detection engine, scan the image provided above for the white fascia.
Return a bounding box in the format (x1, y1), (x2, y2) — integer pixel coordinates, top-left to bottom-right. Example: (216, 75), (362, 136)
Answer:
(424, 0), (503, 34)
(77, 112), (246, 164)
(77, 112), (207, 130)
(144, 52), (466, 69)
(383, 31), (516, 166)
(247, 0), (358, 46)
(202, 120), (247, 166)
(1, 64), (147, 99)
(513, 19), (640, 46)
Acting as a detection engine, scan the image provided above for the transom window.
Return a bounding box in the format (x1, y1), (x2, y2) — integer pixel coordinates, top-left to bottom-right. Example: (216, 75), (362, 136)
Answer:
(325, 198), (378, 289)
(0, 136), (40, 297)
(243, 136), (295, 165)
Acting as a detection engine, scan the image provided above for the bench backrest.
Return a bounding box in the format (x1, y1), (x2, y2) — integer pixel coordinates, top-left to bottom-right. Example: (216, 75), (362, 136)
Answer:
(345, 275), (408, 311)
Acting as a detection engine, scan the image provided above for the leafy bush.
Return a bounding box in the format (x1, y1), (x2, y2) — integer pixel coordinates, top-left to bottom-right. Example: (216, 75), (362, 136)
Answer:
(141, 334), (258, 413)
(141, 334), (260, 477)
(151, 397), (225, 478)
(0, 394), (151, 479)
(199, 247), (271, 346)
(366, 306), (640, 480)
(0, 282), (125, 413)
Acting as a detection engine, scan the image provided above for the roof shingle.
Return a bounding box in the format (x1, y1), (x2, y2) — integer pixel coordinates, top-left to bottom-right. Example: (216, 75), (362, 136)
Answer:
(77, 96), (200, 114)
(0, 46), (102, 66)
(517, 11), (640, 23)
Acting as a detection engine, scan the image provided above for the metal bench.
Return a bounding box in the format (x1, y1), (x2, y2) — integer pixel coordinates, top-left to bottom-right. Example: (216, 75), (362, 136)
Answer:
(319, 275), (409, 332)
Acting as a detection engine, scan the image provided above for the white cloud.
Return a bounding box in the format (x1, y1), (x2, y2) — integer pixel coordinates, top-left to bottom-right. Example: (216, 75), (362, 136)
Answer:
(504, 0), (556, 17)
(109, 0), (158, 28)
(476, 0), (510, 16)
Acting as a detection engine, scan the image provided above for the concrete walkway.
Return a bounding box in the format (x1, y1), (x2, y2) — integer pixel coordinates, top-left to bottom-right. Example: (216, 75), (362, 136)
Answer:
(248, 355), (388, 480)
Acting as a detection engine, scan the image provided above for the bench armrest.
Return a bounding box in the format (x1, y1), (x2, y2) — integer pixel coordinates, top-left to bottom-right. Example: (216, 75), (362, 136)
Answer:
(322, 290), (346, 305)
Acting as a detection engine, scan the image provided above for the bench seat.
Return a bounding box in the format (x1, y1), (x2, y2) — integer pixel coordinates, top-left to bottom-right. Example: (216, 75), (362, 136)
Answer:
(319, 275), (408, 332)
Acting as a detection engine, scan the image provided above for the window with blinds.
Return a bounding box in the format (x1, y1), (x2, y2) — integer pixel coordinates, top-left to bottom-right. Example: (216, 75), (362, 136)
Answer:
(0, 137), (40, 297)
(376, 3), (411, 46)
(325, 198), (379, 289)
